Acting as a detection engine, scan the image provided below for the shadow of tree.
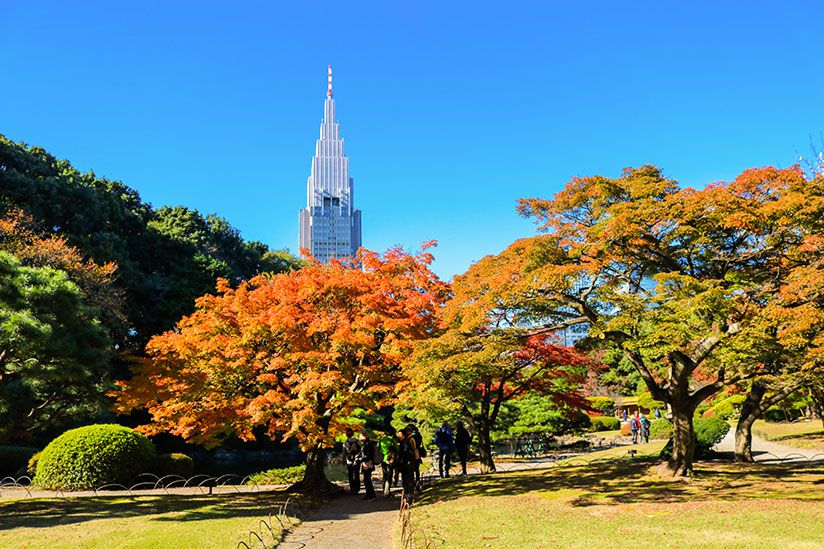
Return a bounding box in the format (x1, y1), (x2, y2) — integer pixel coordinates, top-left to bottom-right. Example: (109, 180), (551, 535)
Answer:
(418, 460), (824, 507)
(0, 491), (303, 531)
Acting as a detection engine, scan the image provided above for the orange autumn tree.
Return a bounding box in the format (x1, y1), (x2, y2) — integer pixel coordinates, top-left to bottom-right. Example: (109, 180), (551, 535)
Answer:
(115, 245), (448, 493)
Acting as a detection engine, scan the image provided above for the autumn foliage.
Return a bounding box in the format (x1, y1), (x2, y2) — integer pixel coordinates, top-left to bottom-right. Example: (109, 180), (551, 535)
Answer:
(115, 245), (448, 490)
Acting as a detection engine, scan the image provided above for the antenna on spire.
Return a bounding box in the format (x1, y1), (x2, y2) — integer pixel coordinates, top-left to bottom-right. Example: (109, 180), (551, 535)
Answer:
(327, 65), (333, 98)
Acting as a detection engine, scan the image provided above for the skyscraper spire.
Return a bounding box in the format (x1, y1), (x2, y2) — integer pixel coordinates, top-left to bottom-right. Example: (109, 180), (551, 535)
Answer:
(299, 66), (362, 263)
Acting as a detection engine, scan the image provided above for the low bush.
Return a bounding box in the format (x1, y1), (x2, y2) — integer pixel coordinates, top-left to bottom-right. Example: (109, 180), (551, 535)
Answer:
(154, 453), (194, 477)
(587, 397), (615, 415)
(694, 417), (730, 456)
(648, 419), (673, 440)
(0, 445), (38, 477)
(694, 404), (711, 418)
(589, 416), (620, 432)
(620, 422), (631, 436)
(34, 424), (156, 490)
(247, 464), (306, 486)
(703, 395), (746, 420)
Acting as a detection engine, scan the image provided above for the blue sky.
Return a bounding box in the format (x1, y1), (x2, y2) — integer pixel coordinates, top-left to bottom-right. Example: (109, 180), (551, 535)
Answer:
(2, 1), (823, 279)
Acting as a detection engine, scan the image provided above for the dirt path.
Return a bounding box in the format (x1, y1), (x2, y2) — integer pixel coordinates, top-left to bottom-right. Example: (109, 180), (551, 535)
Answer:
(713, 430), (824, 462)
(280, 491), (400, 549)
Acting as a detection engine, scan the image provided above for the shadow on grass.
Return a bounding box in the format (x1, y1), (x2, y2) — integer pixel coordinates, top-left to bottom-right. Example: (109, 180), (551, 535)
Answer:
(418, 459), (824, 508)
(0, 490), (304, 531)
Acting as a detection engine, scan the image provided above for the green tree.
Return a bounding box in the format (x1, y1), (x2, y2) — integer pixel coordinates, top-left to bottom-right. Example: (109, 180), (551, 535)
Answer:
(0, 252), (110, 441)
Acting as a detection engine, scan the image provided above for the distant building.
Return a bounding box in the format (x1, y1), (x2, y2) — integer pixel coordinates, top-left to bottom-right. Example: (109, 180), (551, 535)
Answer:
(298, 65), (362, 263)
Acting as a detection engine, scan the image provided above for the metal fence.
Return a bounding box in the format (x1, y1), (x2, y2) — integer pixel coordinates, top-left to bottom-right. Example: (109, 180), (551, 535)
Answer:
(0, 472), (289, 499)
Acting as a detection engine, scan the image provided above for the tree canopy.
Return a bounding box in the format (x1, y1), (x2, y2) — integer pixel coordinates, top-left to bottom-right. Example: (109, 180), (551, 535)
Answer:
(115, 246), (449, 492)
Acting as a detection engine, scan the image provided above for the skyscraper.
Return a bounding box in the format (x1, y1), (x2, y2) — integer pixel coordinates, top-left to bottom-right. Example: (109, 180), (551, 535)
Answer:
(298, 66), (362, 263)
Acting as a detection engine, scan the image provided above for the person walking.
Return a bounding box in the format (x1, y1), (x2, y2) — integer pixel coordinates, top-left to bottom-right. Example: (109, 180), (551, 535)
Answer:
(406, 424), (424, 486)
(455, 421), (471, 476)
(629, 413), (640, 444)
(397, 427), (419, 504)
(653, 407), (661, 420)
(378, 428), (397, 497)
(640, 413), (651, 443)
(434, 421), (455, 478)
(358, 432), (379, 501)
(343, 427), (361, 494)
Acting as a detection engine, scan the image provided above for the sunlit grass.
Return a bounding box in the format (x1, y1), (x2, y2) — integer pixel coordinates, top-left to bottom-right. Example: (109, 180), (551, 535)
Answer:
(408, 460), (824, 548)
(0, 491), (300, 549)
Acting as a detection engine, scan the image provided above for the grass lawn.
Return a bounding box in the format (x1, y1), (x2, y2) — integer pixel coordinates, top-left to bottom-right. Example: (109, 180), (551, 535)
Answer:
(409, 459), (824, 548)
(752, 420), (824, 451)
(0, 491), (299, 549)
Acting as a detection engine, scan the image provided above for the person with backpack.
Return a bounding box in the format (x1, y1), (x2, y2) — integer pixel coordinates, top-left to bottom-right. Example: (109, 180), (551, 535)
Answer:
(342, 427), (361, 494)
(629, 413), (640, 444)
(639, 413), (651, 443)
(455, 421), (472, 476)
(434, 421), (455, 478)
(358, 431), (380, 501)
(378, 428), (397, 497)
(406, 424), (424, 486)
(397, 427), (419, 504)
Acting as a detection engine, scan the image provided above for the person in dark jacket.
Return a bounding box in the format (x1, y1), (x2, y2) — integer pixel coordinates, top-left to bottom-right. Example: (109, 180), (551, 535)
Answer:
(434, 421), (454, 478)
(342, 427), (361, 494)
(397, 427), (418, 504)
(358, 432), (378, 501)
(455, 421), (472, 476)
(406, 424), (424, 486)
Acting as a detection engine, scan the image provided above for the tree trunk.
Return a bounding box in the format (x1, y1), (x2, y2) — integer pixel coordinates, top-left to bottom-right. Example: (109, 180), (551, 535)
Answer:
(664, 406), (696, 476)
(293, 446), (340, 496)
(735, 382), (766, 462)
(476, 420), (496, 473)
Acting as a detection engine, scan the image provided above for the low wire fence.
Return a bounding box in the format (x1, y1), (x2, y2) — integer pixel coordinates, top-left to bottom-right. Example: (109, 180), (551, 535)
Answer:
(0, 472), (289, 499)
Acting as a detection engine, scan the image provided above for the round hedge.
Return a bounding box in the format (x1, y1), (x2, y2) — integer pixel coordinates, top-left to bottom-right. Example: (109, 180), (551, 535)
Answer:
(590, 416), (620, 432)
(35, 424), (156, 490)
(648, 418), (673, 440)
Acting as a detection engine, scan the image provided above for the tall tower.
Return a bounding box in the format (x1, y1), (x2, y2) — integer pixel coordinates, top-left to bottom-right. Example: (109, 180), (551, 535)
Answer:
(299, 65), (362, 263)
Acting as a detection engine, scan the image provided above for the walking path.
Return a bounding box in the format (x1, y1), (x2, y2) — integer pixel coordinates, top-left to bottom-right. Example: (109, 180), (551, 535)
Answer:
(280, 491), (399, 549)
(713, 430), (824, 462)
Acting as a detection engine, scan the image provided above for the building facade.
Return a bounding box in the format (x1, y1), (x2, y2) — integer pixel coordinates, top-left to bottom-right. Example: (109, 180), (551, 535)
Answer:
(298, 66), (362, 263)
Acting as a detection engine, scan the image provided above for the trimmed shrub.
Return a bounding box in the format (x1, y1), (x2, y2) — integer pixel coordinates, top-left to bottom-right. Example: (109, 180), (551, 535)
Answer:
(0, 445), (38, 477)
(154, 453), (194, 478)
(703, 394), (746, 420)
(590, 416), (620, 432)
(620, 422), (631, 436)
(34, 424), (156, 490)
(247, 464), (306, 486)
(648, 419), (673, 440)
(587, 397), (615, 415)
(694, 404), (711, 418)
(694, 417), (730, 456)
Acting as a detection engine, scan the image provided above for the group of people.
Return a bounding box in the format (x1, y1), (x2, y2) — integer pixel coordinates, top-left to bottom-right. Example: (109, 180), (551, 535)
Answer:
(341, 420), (472, 503)
(628, 412), (651, 444)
